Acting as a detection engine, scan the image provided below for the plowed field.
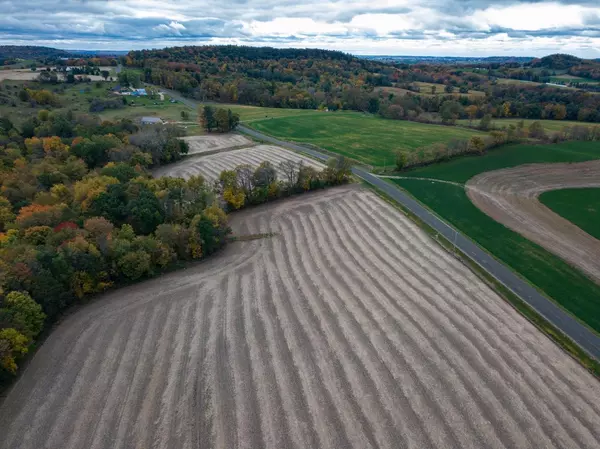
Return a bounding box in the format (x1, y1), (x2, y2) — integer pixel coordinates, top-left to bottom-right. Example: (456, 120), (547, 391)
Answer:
(467, 160), (600, 284)
(153, 144), (325, 181)
(1, 185), (599, 449)
(181, 134), (252, 155)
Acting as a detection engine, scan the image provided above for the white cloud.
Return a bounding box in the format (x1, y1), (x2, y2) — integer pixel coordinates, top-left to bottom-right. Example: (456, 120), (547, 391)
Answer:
(1, 0), (600, 57)
(153, 21), (187, 36)
(246, 17), (346, 37)
(349, 13), (416, 35)
(472, 3), (596, 31)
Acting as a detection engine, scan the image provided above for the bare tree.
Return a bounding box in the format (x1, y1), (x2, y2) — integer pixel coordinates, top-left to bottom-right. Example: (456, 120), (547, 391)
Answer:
(279, 160), (301, 186)
(235, 164), (255, 193)
(253, 161), (277, 187)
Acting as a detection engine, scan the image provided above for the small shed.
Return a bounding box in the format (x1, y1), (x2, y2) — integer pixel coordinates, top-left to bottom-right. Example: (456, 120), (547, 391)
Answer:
(141, 117), (163, 125)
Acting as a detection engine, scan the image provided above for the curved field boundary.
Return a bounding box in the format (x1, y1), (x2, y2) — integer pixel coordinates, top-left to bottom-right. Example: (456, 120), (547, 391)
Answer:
(153, 144), (325, 182)
(1, 185), (599, 449)
(466, 161), (600, 284)
(181, 134), (253, 155)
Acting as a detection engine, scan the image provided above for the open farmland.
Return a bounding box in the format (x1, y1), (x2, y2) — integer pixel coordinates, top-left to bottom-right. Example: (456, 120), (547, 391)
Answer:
(223, 104), (324, 122)
(0, 79), (197, 126)
(467, 160), (600, 284)
(0, 69), (107, 82)
(181, 134), (252, 155)
(457, 118), (599, 132)
(392, 140), (600, 332)
(247, 113), (483, 167)
(153, 144), (325, 182)
(1, 185), (599, 449)
(414, 82), (486, 97)
(540, 188), (600, 240)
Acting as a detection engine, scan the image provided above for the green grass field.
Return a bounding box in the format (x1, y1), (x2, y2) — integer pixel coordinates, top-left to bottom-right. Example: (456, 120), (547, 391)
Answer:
(495, 78), (543, 86)
(457, 118), (598, 132)
(393, 141), (600, 333)
(224, 105), (323, 122)
(540, 188), (600, 240)
(375, 83), (485, 99)
(549, 75), (600, 85)
(247, 112), (484, 166)
(413, 81), (485, 97)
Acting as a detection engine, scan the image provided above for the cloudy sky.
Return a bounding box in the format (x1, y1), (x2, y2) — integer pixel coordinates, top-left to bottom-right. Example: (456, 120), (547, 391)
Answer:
(1, 0), (600, 57)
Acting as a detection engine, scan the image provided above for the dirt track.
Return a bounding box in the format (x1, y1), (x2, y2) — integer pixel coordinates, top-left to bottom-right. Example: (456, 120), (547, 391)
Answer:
(1, 185), (599, 449)
(153, 144), (325, 182)
(467, 160), (600, 284)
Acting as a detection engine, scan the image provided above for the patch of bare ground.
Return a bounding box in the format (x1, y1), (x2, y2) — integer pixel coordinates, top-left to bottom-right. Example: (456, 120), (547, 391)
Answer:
(181, 134), (253, 155)
(1, 185), (599, 449)
(466, 160), (600, 284)
(153, 144), (325, 182)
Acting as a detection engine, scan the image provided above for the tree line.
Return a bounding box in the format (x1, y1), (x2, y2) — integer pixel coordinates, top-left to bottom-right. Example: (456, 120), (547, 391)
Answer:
(394, 121), (600, 171)
(199, 106), (240, 133)
(124, 45), (600, 125)
(219, 157), (352, 210)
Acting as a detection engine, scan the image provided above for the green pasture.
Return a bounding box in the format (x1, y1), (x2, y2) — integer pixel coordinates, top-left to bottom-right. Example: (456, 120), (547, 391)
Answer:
(540, 188), (600, 240)
(247, 112), (484, 167)
(457, 118), (598, 132)
(224, 104), (323, 122)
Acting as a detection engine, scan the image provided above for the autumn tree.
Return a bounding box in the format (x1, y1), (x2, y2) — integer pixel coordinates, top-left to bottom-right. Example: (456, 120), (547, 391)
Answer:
(199, 105), (215, 132)
(469, 136), (486, 155)
(74, 175), (120, 211)
(0, 291), (46, 339)
(479, 114), (493, 131)
(395, 151), (408, 170)
(253, 161), (277, 187)
(0, 197), (15, 232)
(529, 121), (546, 139)
(465, 105), (478, 126)
(0, 328), (29, 374)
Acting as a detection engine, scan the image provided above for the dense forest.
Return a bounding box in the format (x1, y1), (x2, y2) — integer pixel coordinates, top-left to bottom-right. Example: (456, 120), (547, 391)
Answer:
(0, 100), (351, 384)
(125, 46), (600, 123)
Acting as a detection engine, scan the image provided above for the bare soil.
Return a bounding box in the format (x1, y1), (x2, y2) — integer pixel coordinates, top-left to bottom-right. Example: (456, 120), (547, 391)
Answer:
(181, 134), (253, 155)
(467, 160), (600, 284)
(153, 144), (325, 181)
(1, 185), (599, 449)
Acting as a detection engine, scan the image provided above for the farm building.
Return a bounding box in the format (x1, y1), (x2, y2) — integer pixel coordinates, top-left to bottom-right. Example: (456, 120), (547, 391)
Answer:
(140, 117), (163, 125)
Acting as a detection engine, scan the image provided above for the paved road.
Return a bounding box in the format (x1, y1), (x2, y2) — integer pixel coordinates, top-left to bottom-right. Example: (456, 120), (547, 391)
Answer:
(239, 125), (600, 361)
(155, 85), (600, 360)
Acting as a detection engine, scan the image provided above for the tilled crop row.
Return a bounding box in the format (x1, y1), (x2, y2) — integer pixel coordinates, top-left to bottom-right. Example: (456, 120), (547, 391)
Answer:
(181, 134), (253, 155)
(153, 145), (325, 182)
(1, 186), (599, 449)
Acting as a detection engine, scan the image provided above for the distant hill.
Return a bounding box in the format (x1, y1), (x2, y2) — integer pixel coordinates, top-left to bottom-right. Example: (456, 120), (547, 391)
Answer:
(70, 50), (129, 57)
(361, 55), (534, 65)
(531, 54), (584, 70)
(0, 45), (71, 61)
(128, 45), (354, 63)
